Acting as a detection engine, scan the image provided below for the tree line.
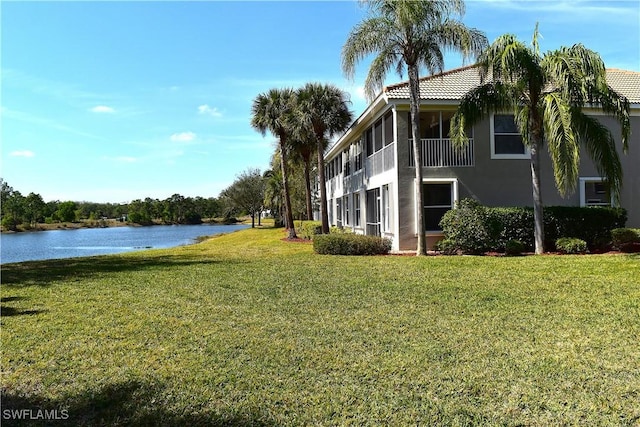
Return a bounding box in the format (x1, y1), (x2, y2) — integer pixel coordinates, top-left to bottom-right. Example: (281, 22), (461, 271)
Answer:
(0, 178), (223, 231)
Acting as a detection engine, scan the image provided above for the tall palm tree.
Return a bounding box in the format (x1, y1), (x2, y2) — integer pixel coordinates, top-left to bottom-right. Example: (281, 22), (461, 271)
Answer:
(288, 135), (316, 221)
(251, 88), (298, 239)
(296, 83), (353, 234)
(342, 0), (487, 255)
(450, 26), (630, 254)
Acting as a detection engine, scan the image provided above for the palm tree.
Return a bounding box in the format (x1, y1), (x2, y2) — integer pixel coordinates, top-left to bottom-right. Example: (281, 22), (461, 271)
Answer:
(296, 83), (353, 234)
(251, 88), (298, 239)
(288, 135), (316, 221)
(450, 26), (630, 254)
(342, 0), (487, 255)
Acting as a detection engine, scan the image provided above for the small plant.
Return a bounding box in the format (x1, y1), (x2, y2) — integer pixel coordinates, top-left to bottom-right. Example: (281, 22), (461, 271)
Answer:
(313, 234), (391, 255)
(434, 238), (459, 255)
(297, 221), (322, 240)
(611, 228), (640, 252)
(555, 237), (588, 254)
(505, 239), (525, 256)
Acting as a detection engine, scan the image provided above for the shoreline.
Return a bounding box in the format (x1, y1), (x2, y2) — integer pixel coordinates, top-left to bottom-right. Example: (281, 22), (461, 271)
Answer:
(1, 218), (247, 234)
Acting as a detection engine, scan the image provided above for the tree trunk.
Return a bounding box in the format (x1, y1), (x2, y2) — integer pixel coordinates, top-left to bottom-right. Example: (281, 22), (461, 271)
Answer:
(251, 213), (255, 228)
(317, 139), (330, 234)
(279, 137), (297, 239)
(304, 158), (313, 221)
(408, 64), (426, 255)
(530, 139), (544, 254)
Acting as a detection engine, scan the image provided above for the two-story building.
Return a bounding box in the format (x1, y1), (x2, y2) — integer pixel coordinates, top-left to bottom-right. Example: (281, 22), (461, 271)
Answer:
(323, 66), (640, 251)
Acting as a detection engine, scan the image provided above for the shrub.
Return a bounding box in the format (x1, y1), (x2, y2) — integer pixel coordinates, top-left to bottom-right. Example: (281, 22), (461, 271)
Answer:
(439, 199), (626, 253)
(313, 234), (391, 255)
(555, 237), (588, 254)
(505, 239), (525, 256)
(438, 199), (491, 254)
(434, 238), (459, 255)
(611, 228), (640, 252)
(297, 221), (322, 240)
(544, 207), (626, 251)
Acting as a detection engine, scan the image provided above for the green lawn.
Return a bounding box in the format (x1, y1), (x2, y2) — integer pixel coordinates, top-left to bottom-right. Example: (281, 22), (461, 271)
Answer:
(2, 227), (639, 426)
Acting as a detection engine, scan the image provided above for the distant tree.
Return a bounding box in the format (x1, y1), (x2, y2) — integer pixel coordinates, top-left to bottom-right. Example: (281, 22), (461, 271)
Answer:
(24, 192), (46, 226)
(221, 168), (266, 228)
(263, 168), (284, 227)
(56, 201), (77, 223)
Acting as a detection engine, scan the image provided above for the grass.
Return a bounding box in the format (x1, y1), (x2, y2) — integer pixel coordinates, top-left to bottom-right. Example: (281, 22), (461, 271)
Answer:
(2, 227), (639, 426)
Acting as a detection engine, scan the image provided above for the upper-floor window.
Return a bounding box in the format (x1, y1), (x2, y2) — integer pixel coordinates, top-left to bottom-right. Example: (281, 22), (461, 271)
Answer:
(491, 114), (528, 159)
(365, 110), (395, 156)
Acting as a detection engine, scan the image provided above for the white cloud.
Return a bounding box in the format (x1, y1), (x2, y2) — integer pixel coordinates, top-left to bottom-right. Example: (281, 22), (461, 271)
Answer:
(90, 105), (115, 113)
(10, 150), (35, 158)
(170, 132), (196, 142)
(198, 104), (223, 118)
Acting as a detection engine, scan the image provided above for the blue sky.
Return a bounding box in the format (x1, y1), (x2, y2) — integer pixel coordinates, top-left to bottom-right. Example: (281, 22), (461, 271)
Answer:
(2, 1), (638, 203)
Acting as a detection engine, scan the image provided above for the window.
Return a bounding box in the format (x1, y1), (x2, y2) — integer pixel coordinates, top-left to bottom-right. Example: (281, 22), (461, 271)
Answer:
(420, 180), (458, 232)
(344, 149), (351, 176)
(382, 185), (391, 232)
(354, 193), (361, 227)
(374, 119), (383, 152)
(580, 177), (612, 207)
(492, 114), (527, 159)
(336, 198), (343, 227)
(384, 111), (394, 146)
(343, 195), (350, 226)
(366, 188), (381, 236)
(355, 142), (363, 171)
(365, 128), (373, 156)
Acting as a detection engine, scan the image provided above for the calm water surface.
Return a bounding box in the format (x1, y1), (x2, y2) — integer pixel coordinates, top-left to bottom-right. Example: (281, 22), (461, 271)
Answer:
(0, 224), (249, 264)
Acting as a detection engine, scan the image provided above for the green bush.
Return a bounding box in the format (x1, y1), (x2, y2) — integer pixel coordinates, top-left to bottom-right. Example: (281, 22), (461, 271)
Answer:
(555, 237), (588, 254)
(434, 238), (459, 255)
(544, 207), (626, 251)
(297, 221), (322, 240)
(313, 233), (392, 255)
(611, 228), (640, 252)
(505, 239), (526, 256)
(439, 199), (626, 253)
(438, 199), (491, 254)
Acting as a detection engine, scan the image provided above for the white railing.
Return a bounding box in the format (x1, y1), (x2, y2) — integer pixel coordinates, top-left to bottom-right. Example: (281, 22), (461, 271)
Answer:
(409, 138), (474, 167)
(365, 142), (396, 177)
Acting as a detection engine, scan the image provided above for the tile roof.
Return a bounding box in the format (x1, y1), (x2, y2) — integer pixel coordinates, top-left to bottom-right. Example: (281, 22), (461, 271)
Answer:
(383, 66), (640, 104)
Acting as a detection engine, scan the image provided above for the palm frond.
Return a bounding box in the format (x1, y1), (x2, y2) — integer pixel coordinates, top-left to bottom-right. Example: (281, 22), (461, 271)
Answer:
(571, 110), (624, 201)
(342, 16), (396, 80)
(364, 48), (402, 101)
(432, 19), (487, 65)
(542, 92), (580, 196)
(450, 82), (518, 149)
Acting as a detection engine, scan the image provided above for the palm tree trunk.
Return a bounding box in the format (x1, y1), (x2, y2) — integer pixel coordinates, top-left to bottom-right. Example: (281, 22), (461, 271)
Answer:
(279, 138), (297, 239)
(408, 64), (426, 255)
(304, 158), (313, 220)
(317, 141), (330, 234)
(530, 139), (544, 254)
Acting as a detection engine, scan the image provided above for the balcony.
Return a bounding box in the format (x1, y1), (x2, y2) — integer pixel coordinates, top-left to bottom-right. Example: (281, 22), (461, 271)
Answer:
(409, 138), (474, 167)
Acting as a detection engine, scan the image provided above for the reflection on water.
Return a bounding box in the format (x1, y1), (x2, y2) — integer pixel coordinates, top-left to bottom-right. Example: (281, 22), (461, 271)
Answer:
(1, 224), (249, 264)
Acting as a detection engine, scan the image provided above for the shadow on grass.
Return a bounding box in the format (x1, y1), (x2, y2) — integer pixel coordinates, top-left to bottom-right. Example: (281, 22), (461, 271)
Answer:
(1, 380), (276, 427)
(0, 296), (46, 319)
(1, 254), (234, 288)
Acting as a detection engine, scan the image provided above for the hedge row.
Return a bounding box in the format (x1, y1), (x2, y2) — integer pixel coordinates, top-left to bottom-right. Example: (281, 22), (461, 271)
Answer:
(439, 199), (627, 254)
(313, 234), (392, 255)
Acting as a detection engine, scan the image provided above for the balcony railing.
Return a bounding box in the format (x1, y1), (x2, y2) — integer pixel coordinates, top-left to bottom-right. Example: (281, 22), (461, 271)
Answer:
(409, 138), (474, 167)
(365, 142), (396, 177)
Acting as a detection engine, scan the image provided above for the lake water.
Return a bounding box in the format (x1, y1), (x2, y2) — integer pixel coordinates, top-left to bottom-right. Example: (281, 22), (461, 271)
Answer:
(0, 224), (249, 264)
